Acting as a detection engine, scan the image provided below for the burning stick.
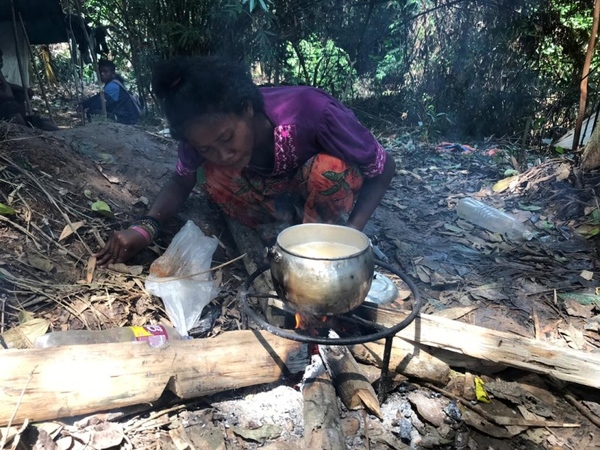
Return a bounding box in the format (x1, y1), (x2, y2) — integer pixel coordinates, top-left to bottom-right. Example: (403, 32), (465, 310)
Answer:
(302, 354), (347, 450)
(319, 331), (382, 419)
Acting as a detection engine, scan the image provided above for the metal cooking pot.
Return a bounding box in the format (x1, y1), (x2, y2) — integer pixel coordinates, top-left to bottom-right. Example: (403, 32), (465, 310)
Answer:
(268, 224), (374, 315)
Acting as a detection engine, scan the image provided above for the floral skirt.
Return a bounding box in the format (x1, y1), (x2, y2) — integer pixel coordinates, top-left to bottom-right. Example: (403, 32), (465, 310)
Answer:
(200, 153), (364, 227)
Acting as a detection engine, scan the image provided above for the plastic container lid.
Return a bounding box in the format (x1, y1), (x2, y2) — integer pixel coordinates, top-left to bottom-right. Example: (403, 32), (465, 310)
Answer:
(365, 272), (399, 305)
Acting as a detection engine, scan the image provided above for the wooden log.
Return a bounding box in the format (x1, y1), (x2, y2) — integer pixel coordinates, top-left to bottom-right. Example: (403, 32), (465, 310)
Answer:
(350, 338), (451, 385)
(266, 298), (451, 384)
(303, 355), (347, 450)
(0, 330), (308, 426)
(356, 303), (600, 389)
(319, 335), (381, 418)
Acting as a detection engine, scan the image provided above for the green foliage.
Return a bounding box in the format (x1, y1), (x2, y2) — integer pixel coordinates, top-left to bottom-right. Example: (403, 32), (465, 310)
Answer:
(62, 0), (600, 143)
(284, 35), (356, 100)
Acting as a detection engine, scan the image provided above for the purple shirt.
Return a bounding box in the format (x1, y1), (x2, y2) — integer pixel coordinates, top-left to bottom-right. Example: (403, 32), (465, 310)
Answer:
(176, 86), (387, 178)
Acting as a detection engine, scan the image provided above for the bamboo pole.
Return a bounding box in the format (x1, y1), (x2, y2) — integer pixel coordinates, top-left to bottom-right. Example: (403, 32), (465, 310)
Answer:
(18, 14), (55, 125)
(9, 0), (31, 115)
(73, 0), (107, 118)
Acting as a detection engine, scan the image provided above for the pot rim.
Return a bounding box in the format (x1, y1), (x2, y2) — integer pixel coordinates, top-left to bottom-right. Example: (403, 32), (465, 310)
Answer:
(275, 223), (371, 261)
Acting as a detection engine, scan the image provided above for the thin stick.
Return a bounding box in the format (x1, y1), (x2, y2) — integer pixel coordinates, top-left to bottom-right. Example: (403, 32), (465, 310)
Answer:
(0, 367), (35, 449)
(0, 154), (92, 256)
(124, 403), (188, 433)
(0, 294), (5, 334)
(0, 135), (45, 144)
(29, 222), (83, 262)
(564, 391), (600, 428)
(425, 383), (579, 428)
(146, 253), (247, 283)
(18, 13), (55, 124)
(0, 214), (42, 250)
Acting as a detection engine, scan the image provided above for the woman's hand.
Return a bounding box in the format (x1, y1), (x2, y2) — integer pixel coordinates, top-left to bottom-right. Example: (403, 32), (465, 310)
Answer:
(95, 171), (197, 266)
(95, 229), (149, 266)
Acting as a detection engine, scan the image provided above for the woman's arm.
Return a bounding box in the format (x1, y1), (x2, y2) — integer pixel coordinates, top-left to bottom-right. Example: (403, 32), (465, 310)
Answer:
(95, 171), (197, 265)
(346, 154), (396, 231)
(146, 172), (197, 225)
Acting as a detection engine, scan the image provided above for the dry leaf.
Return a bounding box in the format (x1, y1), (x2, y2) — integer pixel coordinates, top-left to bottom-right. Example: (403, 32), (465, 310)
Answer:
(86, 256), (96, 283)
(558, 323), (586, 349)
(96, 165), (120, 184)
(0, 318), (49, 349)
(31, 429), (59, 450)
(59, 221), (85, 242)
(127, 265), (144, 276)
(580, 270), (594, 281)
(492, 175), (518, 193)
(563, 299), (594, 318)
(28, 254), (54, 272)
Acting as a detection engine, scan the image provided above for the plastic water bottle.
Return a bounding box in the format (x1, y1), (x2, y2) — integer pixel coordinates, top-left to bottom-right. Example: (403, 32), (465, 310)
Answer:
(456, 198), (534, 241)
(34, 324), (184, 349)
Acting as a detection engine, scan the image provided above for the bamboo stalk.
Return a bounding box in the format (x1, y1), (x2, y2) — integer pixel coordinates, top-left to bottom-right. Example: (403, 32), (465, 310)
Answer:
(18, 13), (55, 125)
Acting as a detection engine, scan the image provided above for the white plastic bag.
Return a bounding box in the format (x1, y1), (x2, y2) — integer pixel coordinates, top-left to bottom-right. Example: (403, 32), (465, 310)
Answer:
(145, 220), (219, 336)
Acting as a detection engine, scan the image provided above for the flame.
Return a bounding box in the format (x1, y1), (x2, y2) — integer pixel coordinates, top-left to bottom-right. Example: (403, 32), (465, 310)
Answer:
(295, 312), (328, 330)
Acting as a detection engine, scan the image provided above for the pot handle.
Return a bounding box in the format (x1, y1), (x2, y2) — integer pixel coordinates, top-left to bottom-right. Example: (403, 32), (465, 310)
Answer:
(266, 246), (283, 263)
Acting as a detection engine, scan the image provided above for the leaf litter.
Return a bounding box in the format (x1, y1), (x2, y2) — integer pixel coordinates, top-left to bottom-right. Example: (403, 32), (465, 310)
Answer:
(0, 122), (599, 449)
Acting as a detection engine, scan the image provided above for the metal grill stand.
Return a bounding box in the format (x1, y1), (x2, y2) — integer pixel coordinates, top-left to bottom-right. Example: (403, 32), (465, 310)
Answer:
(238, 260), (423, 402)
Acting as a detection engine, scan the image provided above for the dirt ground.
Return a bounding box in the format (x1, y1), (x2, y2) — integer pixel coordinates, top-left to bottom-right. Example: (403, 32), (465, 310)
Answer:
(1, 120), (600, 450)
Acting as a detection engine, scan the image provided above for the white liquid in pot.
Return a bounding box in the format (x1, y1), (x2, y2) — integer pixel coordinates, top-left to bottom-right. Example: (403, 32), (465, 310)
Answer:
(287, 241), (361, 258)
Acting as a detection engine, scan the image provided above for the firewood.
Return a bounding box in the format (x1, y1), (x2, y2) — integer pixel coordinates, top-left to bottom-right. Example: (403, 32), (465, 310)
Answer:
(350, 338), (451, 384)
(319, 333), (382, 419)
(265, 297), (451, 384)
(356, 303), (600, 389)
(302, 354), (347, 450)
(0, 330), (308, 426)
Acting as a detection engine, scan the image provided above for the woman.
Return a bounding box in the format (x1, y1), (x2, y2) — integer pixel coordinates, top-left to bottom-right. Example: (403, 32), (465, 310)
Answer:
(96, 56), (395, 265)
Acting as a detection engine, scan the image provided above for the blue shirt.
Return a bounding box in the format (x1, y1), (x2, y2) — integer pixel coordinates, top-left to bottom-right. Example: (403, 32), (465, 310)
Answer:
(81, 80), (139, 125)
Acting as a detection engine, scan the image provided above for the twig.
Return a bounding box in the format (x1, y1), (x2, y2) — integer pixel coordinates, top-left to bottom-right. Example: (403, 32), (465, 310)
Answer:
(0, 214), (42, 250)
(145, 131), (171, 142)
(425, 383), (579, 428)
(0, 367), (36, 449)
(124, 403), (188, 433)
(564, 391), (600, 428)
(0, 135), (45, 144)
(0, 294), (5, 334)
(29, 222), (83, 262)
(0, 154), (92, 256)
(145, 253), (247, 283)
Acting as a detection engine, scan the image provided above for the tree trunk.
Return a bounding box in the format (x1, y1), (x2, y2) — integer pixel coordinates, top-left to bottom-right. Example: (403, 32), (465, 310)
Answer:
(581, 118), (600, 169)
(573, 0), (600, 153)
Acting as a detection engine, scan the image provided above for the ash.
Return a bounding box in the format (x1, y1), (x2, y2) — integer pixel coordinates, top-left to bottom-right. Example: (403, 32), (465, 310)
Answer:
(211, 384), (304, 439)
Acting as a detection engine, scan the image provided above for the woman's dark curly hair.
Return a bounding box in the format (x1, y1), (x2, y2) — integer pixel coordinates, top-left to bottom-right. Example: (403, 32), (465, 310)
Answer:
(152, 56), (264, 140)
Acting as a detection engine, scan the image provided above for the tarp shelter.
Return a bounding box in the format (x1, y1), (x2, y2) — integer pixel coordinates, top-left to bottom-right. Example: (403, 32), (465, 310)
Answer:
(0, 0), (68, 86)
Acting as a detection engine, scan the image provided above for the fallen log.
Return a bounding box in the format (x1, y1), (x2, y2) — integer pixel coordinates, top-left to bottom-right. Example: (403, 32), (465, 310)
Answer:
(0, 330), (308, 426)
(356, 303), (600, 389)
(319, 334), (382, 419)
(303, 354), (347, 450)
(350, 338), (451, 385)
